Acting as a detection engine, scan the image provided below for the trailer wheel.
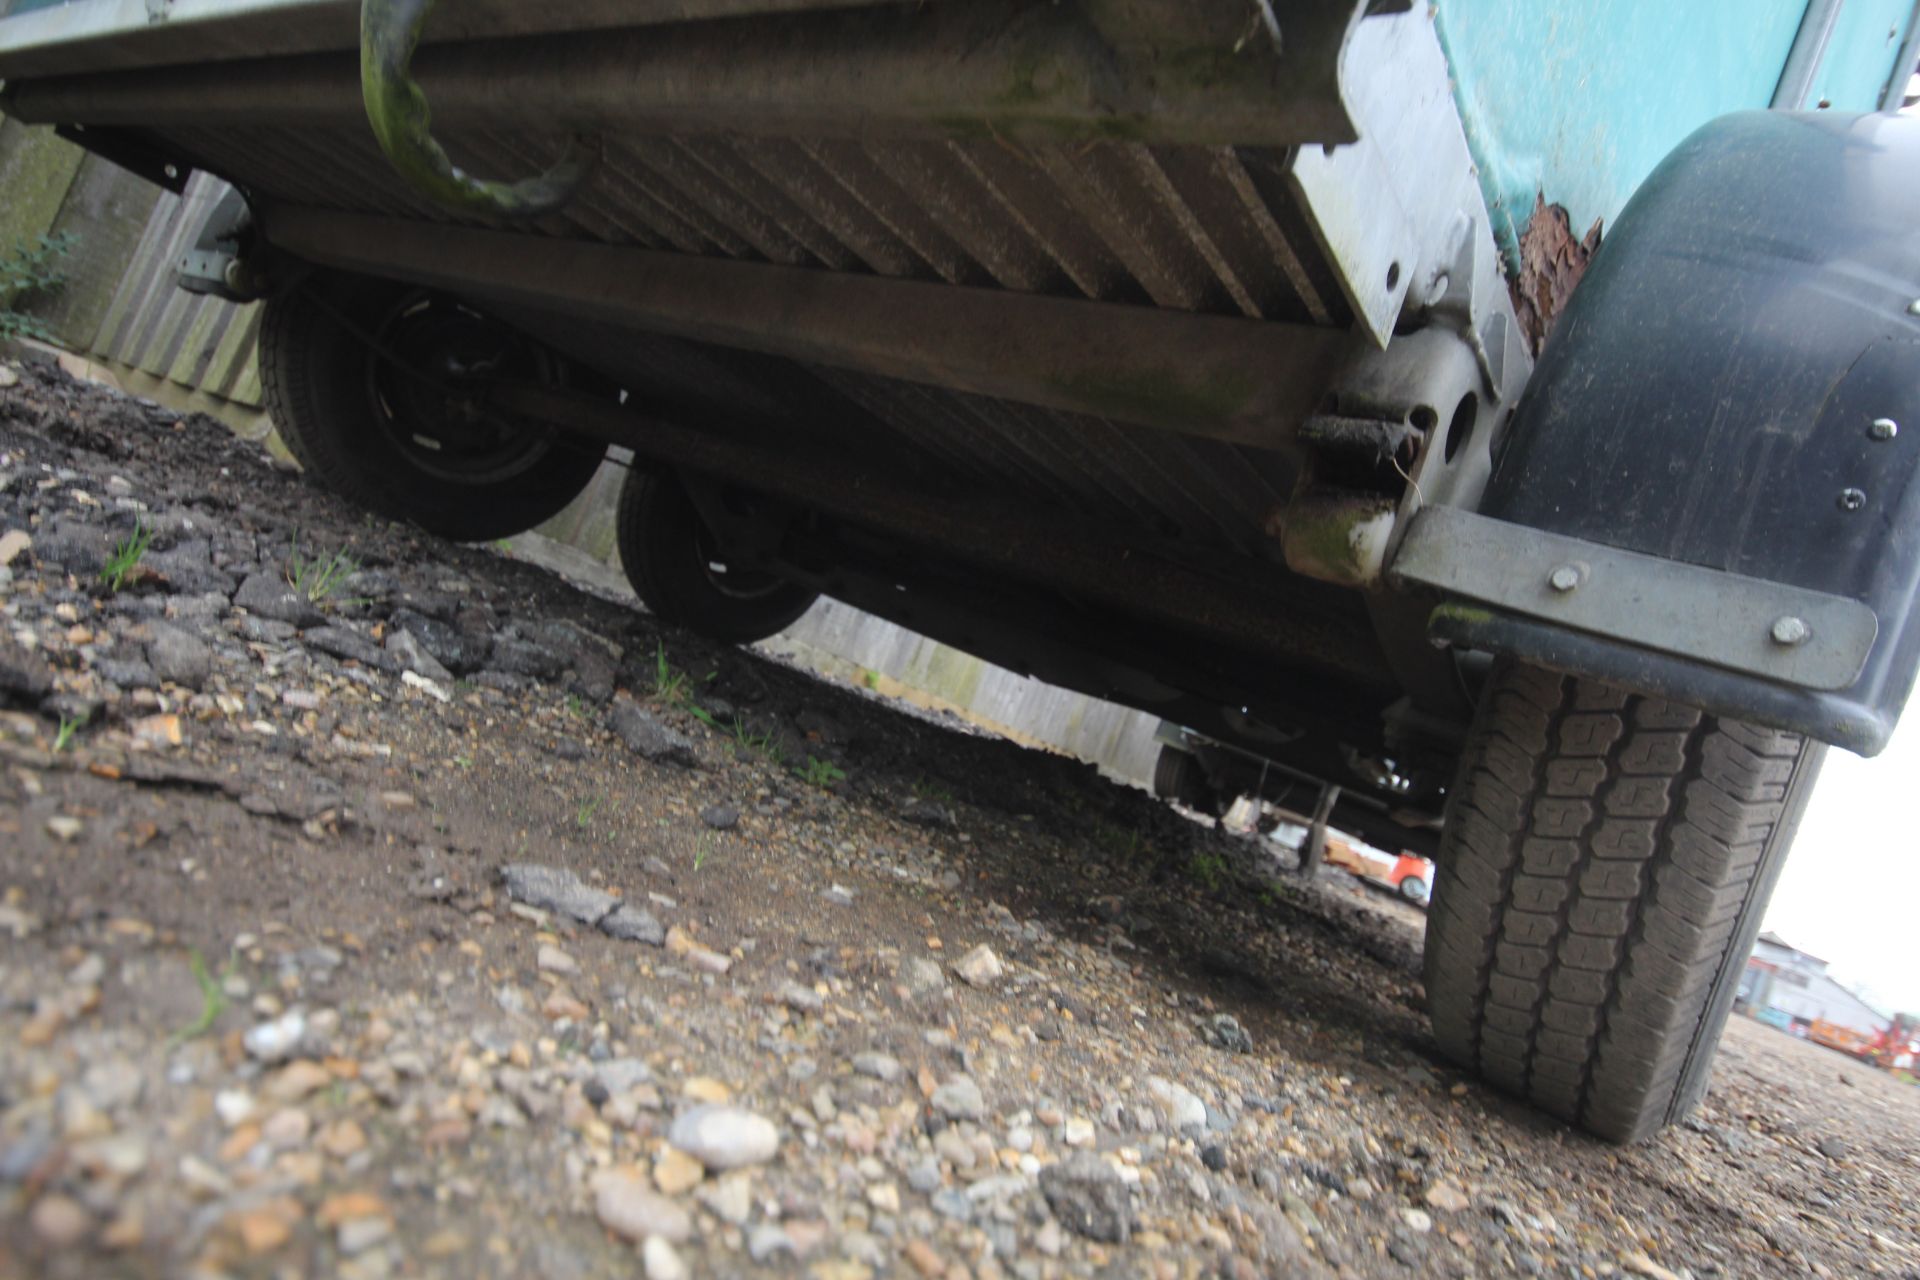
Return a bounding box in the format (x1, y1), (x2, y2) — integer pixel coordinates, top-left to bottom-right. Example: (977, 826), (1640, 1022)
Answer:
(1423, 660), (1823, 1142)
(1398, 874), (1429, 905)
(615, 470), (818, 644)
(260, 270), (604, 542)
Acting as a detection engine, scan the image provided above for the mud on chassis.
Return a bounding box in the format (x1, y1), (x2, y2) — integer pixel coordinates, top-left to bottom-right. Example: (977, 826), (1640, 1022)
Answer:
(62, 6), (1917, 1141)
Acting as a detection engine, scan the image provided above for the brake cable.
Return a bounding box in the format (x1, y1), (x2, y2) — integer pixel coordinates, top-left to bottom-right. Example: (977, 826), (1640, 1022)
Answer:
(359, 0), (599, 218)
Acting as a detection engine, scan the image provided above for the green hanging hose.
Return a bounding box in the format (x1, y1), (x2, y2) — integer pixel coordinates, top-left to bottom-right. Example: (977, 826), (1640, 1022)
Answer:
(360, 0), (598, 219)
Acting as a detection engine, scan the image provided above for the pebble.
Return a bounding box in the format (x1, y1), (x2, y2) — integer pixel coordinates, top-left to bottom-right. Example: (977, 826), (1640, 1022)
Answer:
(338, 1214), (394, 1255)
(30, 1193), (91, 1248)
(243, 1009), (308, 1062)
(600, 903), (665, 946)
(44, 815), (83, 843)
(654, 1146), (706, 1194)
(262, 1108), (312, 1149)
(263, 1060), (332, 1104)
(499, 863), (617, 925)
(852, 1052), (902, 1083)
(1425, 1180), (1471, 1212)
(900, 956), (947, 996)
(81, 1059), (143, 1111)
(608, 701), (698, 767)
(537, 944), (579, 975)
(1400, 1207), (1434, 1233)
(234, 572), (325, 627)
(1200, 1013), (1254, 1054)
(668, 1104), (781, 1170)
(215, 1090), (257, 1127)
(643, 1236), (690, 1280)
(907, 1158), (942, 1194)
(1146, 1076), (1207, 1134)
(145, 622), (212, 689)
(904, 1239), (946, 1277)
(778, 981), (825, 1014)
(699, 1174), (754, 1225)
(593, 1167), (693, 1243)
(952, 943), (1004, 988)
(699, 803), (738, 830)
(930, 1076), (986, 1121)
(1040, 1153), (1132, 1243)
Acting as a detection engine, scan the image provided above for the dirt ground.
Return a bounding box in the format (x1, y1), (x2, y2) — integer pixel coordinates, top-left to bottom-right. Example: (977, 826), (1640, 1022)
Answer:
(2, 353), (1918, 1280)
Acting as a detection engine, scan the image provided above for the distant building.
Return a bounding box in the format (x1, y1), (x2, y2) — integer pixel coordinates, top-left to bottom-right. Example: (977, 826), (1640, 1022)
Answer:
(1737, 932), (1889, 1039)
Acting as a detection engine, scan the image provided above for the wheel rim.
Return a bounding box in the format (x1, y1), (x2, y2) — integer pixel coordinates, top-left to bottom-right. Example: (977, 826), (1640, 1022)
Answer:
(364, 292), (559, 485)
(690, 521), (791, 602)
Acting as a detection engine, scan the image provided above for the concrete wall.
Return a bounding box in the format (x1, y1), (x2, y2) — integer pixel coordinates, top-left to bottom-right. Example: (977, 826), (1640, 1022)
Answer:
(0, 125), (1169, 787)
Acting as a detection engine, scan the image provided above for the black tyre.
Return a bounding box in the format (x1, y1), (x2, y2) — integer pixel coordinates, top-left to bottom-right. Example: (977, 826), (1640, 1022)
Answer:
(1423, 661), (1823, 1142)
(1398, 875), (1430, 905)
(615, 470), (818, 644)
(259, 270), (604, 542)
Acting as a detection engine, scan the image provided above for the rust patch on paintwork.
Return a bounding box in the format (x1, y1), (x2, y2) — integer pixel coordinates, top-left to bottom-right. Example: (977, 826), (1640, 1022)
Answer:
(1510, 195), (1602, 355)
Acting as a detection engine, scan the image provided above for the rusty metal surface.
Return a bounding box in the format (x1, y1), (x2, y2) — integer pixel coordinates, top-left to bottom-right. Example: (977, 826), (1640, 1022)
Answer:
(1509, 195), (1601, 355)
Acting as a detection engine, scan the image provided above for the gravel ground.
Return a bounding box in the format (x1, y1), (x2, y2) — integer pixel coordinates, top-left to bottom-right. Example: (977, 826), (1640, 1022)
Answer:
(1, 353), (1918, 1280)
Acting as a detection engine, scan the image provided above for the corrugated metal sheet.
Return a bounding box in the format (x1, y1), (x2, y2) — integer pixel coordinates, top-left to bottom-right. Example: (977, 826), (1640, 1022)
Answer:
(86, 170), (264, 405)
(137, 120), (1350, 550)
(164, 122), (1349, 327)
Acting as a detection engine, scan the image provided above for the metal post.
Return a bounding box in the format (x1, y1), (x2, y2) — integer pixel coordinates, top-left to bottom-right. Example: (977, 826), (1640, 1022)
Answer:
(1297, 784), (1341, 877)
(1773, 0), (1846, 109)
(1881, 0), (1920, 110)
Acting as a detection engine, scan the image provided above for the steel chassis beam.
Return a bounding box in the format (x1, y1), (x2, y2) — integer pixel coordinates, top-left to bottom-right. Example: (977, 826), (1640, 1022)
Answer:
(487, 382), (1387, 688)
(262, 205), (1351, 448)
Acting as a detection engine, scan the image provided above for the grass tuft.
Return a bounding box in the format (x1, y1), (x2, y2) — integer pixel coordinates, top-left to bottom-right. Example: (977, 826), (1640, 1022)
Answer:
(286, 534), (360, 604)
(171, 949), (230, 1045)
(99, 519), (151, 592)
(52, 713), (85, 753)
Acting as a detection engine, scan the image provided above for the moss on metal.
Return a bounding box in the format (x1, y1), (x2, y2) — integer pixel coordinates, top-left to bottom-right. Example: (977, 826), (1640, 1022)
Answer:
(360, 0), (598, 219)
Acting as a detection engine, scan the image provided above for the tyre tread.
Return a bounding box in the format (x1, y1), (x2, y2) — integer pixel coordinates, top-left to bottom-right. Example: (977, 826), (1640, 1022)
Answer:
(1424, 661), (1820, 1142)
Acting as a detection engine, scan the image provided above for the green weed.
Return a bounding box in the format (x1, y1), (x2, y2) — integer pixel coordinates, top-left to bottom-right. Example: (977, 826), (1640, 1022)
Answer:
(911, 776), (955, 807)
(0, 231), (77, 343)
(575, 795), (602, 829)
(1188, 851), (1228, 891)
(286, 535), (360, 604)
(728, 715), (785, 766)
(170, 949), (230, 1045)
(1096, 824), (1147, 864)
(98, 519), (151, 592)
(693, 829), (715, 873)
(651, 642), (716, 711)
(799, 755), (847, 789)
(52, 713), (85, 753)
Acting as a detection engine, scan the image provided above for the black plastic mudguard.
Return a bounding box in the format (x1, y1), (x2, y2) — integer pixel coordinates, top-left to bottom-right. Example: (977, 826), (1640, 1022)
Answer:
(1456, 110), (1920, 755)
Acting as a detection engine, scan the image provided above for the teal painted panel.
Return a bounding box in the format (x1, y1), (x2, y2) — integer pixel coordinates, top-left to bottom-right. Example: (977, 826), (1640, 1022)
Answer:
(1433, 0), (1916, 263)
(1811, 0), (1916, 109)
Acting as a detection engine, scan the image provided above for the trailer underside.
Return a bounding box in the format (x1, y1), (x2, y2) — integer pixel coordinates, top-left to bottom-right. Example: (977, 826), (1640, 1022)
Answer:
(1, 0), (1526, 844)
